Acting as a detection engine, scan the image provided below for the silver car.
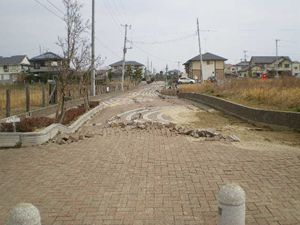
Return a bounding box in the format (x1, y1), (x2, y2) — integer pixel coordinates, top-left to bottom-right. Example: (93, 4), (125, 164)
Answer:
(178, 77), (196, 84)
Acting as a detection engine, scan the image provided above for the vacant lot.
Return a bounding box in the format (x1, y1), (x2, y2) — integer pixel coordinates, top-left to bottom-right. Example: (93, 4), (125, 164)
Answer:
(0, 84), (47, 118)
(179, 77), (300, 112)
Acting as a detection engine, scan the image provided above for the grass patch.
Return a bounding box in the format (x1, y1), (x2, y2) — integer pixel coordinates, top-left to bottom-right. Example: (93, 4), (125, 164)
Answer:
(179, 77), (300, 112)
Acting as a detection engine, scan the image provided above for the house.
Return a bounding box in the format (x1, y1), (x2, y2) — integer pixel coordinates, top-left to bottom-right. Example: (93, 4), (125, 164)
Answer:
(96, 69), (109, 82)
(239, 66), (251, 77)
(167, 69), (182, 77)
(249, 56), (292, 77)
(225, 64), (238, 77)
(0, 55), (30, 83)
(292, 61), (300, 76)
(183, 52), (227, 81)
(109, 60), (145, 80)
(29, 52), (63, 81)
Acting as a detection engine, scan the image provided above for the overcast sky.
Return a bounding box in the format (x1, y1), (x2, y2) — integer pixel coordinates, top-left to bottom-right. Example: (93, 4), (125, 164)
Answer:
(0, 0), (299, 71)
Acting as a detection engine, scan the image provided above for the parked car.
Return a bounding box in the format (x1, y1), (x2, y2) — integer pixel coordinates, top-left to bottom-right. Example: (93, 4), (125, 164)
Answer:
(178, 77), (196, 84)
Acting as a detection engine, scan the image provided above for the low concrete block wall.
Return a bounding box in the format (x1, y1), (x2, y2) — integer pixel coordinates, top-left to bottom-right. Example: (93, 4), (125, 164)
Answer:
(0, 104), (106, 148)
(179, 93), (300, 129)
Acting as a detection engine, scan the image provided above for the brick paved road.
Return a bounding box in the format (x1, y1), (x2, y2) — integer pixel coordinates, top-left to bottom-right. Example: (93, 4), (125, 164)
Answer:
(0, 83), (299, 225)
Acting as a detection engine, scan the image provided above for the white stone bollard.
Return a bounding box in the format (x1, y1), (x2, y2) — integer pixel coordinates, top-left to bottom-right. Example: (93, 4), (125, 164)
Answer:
(7, 203), (41, 225)
(218, 184), (245, 225)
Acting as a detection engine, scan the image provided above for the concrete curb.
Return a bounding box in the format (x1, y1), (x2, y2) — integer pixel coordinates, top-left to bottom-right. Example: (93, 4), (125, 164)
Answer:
(0, 103), (106, 148)
(179, 93), (300, 130)
(0, 84), (141, 148)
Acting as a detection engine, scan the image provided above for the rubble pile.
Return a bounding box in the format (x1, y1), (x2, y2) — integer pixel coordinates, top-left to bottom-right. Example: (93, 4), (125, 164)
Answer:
(51, 116), (241, 145)
(52, 131), (103, 145)
(107, 117), (240, 143)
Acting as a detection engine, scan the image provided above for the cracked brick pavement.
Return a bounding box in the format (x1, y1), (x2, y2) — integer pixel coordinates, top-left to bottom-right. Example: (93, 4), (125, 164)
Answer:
(0, 83), (299, 225)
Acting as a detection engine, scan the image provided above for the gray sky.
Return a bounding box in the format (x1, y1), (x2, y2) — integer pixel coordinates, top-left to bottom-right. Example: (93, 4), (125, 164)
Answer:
(1, 0), (299, 71)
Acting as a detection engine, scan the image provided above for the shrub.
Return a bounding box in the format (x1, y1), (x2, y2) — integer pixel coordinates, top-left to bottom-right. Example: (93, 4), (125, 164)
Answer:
(18, 117), (55, 132)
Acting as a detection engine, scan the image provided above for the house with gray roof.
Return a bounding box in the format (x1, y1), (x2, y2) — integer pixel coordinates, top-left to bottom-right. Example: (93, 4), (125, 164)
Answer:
(29, 52), (63, 81)
(183, 52), (227, 81)
(248, 56), (292, 77)
(109, 60), (145, 81)
(0, 55), (30, 83)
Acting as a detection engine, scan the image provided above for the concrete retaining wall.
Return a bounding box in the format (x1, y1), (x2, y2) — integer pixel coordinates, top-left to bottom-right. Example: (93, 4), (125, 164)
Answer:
(179, 93), (300, 129)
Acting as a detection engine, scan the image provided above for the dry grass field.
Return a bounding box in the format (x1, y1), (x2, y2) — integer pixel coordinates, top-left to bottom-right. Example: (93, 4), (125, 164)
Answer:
(179, 77), (300, 112)
(0, 84), (48, 118)
(0, 81), (132, 119)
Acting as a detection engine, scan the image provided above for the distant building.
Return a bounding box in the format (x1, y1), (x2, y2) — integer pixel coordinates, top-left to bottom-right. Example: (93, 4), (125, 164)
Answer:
(292, 61), (300, 76)
(183, 52), (227, 81)
(249, 56), (292, 77)
(236, 61), (250, 77)
(167, 69), (182, 77)
(225, 64), (238, 77)
(0, 55), (30, 83)
(109, 60), (145, 80)
(29, 52), (63, 81)
(96, 69), (109, 82)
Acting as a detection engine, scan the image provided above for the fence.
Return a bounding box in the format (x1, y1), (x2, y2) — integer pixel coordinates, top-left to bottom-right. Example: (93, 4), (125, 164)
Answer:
(0, 82), (131, 120)
(0, 84), (49, 119)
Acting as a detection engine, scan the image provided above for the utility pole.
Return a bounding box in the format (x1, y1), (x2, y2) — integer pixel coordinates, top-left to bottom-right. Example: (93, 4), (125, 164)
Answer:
(275, 39), (280, 78)
(243, 50), (248, 62)
(197, 18), (204, 83)
(121, 24), (131, 92)
(91, 0), (96, 96)
(150, 61), (153, 75)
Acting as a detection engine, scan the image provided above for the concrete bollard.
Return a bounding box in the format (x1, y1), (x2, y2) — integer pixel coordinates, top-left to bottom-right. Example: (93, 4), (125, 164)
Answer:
(7, 203), (41, 225)
(218, 184), (245, 225)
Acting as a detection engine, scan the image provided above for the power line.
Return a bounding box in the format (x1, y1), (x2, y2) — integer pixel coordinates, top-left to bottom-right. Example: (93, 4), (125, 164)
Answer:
(95, 37), (121, 58)
(131, 42), (178, 64)
(132, 32), (197, 45)
(102, 0), (123, 33)
(45, 0), (64, 15)
(32, 0), (63, 20)
(110, 0), (127, 22)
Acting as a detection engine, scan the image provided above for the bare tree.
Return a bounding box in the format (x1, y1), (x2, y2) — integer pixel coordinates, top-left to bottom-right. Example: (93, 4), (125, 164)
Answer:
(56, 0), (90, 123)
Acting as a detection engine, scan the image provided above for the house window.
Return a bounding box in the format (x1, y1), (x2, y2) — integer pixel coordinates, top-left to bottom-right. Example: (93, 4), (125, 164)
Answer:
(284, 64), (290, 68)
(34, 63), (40, 69)
(3, 65), (9, 72)
(294, 67), (298, 70)
(278, 63), (282, 68)
(3, 75), (10, 80)
(206, 61), (210, 65)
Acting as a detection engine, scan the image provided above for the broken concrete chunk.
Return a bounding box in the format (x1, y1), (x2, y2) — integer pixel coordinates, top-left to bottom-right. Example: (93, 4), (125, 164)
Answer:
(226, 135), (241, 142)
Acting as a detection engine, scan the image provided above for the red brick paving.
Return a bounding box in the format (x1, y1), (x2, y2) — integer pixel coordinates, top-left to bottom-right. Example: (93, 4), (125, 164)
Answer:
(0, 127), (299, 225)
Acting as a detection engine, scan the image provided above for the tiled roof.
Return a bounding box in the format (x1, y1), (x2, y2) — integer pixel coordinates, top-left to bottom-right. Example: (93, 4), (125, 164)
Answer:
(31, 52), (62, 61)
(0, 55), (28, 66)
(250, 56), (291, 64)
(184, 52), (227, 65)
(110, 61), (145, 67)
